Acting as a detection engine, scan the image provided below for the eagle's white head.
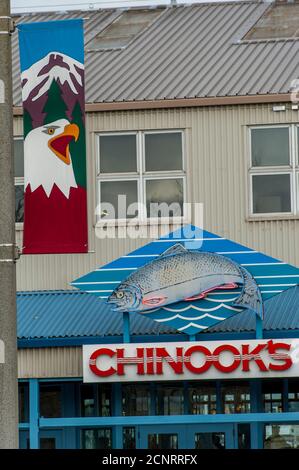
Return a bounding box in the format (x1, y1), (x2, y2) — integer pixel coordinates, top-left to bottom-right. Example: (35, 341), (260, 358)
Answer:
(24, 118), (79, 198)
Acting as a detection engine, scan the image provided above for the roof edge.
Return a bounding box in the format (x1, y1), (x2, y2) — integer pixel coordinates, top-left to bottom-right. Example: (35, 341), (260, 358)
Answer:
(13, 94), (292, 114)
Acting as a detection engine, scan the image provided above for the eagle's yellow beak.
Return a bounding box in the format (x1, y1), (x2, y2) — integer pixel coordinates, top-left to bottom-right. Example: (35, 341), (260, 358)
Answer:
(48, 123), (79, 165)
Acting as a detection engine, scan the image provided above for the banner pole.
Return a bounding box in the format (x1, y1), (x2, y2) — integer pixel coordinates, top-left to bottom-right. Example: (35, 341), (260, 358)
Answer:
(0, 0), (19, 448)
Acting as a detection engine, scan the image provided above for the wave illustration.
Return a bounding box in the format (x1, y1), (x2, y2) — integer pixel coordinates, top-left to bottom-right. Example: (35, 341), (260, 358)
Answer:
(154, 312), (227, 322)
(160, 303), (241, 313)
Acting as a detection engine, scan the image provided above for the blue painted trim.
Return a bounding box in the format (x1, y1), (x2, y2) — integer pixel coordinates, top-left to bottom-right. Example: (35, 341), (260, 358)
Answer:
(39, 412), (299, 428)
(29, 379), (39, 449)
(123, 312), (130, 344)
(189, 334), (196, 341)
(19, 423), (30, 430)
(17, 329), (299, 349)
(256, 316), (263, 339)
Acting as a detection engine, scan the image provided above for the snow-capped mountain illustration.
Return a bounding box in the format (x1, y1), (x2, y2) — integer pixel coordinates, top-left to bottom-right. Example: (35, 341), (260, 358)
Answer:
(21, 51), (84, 102)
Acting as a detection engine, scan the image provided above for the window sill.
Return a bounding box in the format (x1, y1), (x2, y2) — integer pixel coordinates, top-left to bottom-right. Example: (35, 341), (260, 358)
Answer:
(95, 217), (189, 228)
(247, 214), (299, 222)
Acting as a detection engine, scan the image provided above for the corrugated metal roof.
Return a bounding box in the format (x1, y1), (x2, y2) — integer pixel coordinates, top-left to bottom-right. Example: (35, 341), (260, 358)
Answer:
(17, 286), (299, 340)
(12, 1), (299, 106)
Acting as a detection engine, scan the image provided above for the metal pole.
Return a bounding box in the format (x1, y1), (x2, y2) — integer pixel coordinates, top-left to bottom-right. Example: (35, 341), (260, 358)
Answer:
(0, 0), (18, 448)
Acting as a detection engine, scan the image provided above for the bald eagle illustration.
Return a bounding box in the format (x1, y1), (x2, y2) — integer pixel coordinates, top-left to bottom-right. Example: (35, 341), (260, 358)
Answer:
(23, 118), (87, 254)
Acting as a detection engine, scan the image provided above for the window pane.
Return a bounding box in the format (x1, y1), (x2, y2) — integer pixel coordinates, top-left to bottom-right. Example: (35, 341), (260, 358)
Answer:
(252, 174), (291, 213)
(122, 384), (150, 416)
(81, 428), (112, 449)
(18, 383), (29, 423)
(15, 185), (24, 223)
(80, 384), (95, 417)
(100, 180), (138, 219)
(251, 128), (289, 166)
(98, 384), (112, 417)
(40, 385), (62, 418)
(189, 382), (217, 415)
(264, 424), (299, 449)
(262, 380), (283, 413)
(195, 433), (225, 449)
(221, 381), (251, 414)
(156, 383), (184, 415)
(145, 132), (183, 171)
(123, 427), (136, 449)
(148, 434), (178, 450)
(146, 178), (184, 217)
(99, 135), (137, 173)
(14, 138), (24, 177)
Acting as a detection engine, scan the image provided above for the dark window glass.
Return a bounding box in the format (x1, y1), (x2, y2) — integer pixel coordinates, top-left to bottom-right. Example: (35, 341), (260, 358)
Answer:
(99, 135), (137, 173)
(222, 381), (250, 414)
(252, 174), (291, 213)
(80, 384), (95, 417)
(81, 428), (112, 449)
(145, 132), (183, 171)
(98, 384), (112, 417)
(122, 384), (150, 416)
(146, 178), (184, 218)
(251, 128), (289, 167)
(18, 383), (29, 423)
(123, 427), (136, 449)
(238, 423), (251, 449)
(14, 138), (24, 178)
(148, 434), (178, 450)
(40, 438), (56, 449)
(195, 432), (225, 449)
(40, 385), (62, 418)
(262, 380), (283, 413)
(264, 424), (299, 449)
(189, 382), (217, 415)
(288, 380), (299, 412)
(156, 383), (184, 415)
(15, 185), (24, 223)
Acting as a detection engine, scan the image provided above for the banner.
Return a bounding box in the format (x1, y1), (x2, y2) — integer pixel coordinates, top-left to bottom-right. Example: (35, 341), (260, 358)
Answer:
(18, 19), (88, 254)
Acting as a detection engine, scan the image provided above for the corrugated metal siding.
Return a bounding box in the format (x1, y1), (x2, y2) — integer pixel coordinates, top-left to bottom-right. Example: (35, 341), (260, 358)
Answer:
(18, 347), (82, 378)
(11, 2), (299, 104)
(15, 103), (299, 291)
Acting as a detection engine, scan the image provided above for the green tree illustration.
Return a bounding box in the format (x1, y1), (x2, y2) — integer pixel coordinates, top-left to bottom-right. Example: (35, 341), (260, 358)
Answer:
(43, 80), (68, 125)
(70, 100), (86, 188)
(23, 109), (33, 138)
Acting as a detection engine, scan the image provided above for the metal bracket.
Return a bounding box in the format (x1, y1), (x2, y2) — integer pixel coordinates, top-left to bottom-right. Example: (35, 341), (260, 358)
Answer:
(0, 16), (15, 34)
(0, 243), (21, 263)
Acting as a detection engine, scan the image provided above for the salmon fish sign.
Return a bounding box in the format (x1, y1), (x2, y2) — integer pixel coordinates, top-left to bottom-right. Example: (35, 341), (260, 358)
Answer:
(107, 244), (263, 318)
(72, 225), (299, 336)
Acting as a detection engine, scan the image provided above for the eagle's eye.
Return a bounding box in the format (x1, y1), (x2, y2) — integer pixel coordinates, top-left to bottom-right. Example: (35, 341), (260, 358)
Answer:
(47, 128), (55, 135)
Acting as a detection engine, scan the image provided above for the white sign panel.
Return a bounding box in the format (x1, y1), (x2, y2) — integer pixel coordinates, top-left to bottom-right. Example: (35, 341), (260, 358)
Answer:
(83, 339), (299, 383)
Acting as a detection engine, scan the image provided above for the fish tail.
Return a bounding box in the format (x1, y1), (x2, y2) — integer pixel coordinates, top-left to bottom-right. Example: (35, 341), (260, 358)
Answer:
(233, 266), (264, 319)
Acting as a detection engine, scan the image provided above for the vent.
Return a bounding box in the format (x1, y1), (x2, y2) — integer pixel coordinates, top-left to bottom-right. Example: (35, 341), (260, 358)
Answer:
(244, 1), (299, 41)
(87, 8), (164, 51)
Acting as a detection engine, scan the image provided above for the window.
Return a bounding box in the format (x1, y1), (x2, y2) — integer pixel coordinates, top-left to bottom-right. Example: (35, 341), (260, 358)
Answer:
(122, 384), (150, 416)
(123, 427), (136, 449)
(40, 385), (62, 418)
(87, 8), (164, 51)
(148, 434), (178, 450)
(264, 424), (299, 449)
(156, 383), (184, 415)
(189, 382), (217, 415)
(249, 125), (299, 217)
(222, 381), (251, 414)
(18, 382), (29, 423)
(81, 428), (112, 449)
(262, 380), (283, 413)
(288, 380), (299, 412)
(195, 432), (225, 450)
(96, 131), (185, 223)
(80, 384), (96, 417)
(14, 137), (24, 223)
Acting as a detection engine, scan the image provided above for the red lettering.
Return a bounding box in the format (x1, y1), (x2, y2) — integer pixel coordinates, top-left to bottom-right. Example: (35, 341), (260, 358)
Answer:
(268, 340), (292, 371)
(242, 343), (268, 371)
(184, 345), (212, 374)
(89, 348), (116, 377)
(156, 347), (184, 374)
(146, 347), (155, 374)
(116, 348), (145, 375)
(213, 345), (241, 373)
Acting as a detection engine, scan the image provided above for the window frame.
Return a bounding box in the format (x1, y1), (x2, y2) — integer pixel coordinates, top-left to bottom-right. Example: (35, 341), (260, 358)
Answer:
(96, 129), (187, 225)
(248, 124), (299, 219)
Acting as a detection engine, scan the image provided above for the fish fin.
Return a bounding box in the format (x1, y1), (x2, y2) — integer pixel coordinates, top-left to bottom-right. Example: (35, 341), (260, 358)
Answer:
(184, 283), (238, 302)
(159, 243), (188, 258)
(142, 296), (167, 307)
(233, 266), (264, 319)
(184, 293), (206, 301)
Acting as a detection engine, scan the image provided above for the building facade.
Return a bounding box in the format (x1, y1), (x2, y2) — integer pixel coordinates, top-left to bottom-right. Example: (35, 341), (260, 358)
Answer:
(11, 1), (299, 449)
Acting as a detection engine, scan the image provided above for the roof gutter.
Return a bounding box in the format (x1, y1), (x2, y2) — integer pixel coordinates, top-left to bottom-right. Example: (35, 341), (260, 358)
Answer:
(13, 93), (292, 115)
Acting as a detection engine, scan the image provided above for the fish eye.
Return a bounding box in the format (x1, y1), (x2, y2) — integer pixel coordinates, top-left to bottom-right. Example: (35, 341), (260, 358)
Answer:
(116, 291), (124, 299)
